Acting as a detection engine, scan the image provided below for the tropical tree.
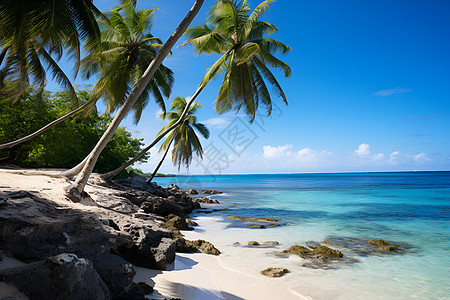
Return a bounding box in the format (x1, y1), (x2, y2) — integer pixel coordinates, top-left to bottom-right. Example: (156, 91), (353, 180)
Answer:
(147, 96), (209, 183)
(64, 0), (204, 199)
(81, 1), (174, 124)
(0, 0), (104, 150)
(0, 0), (103, 103)
(184, 0), (291, 122)
(101, 0), (291, 180)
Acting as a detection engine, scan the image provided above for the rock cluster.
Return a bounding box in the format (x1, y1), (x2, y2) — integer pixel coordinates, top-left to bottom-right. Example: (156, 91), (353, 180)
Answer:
(0, 177), (213, 299)
(191, 197), (220, 204)
(282, 245), (343, 264)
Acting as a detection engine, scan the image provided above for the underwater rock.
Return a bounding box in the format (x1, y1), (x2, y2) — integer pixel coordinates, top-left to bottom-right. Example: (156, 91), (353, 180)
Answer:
(227, 216), (280, 222)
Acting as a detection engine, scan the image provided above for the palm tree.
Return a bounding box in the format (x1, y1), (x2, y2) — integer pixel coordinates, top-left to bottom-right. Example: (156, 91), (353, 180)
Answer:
(0, 0), (104, 150)
(147, 96), (209, 183)
(0, 0), (103, 103)
(101, 0), (290, 180)
(65, 0), (204, 199)
(184, 0), (291, 121)
(81, 2), (174, 124)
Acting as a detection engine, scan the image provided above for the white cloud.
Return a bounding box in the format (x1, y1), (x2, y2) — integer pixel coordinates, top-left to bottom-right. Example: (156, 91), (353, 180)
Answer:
(374, 86), (412, 97)
(354, 143), (370, 156)
(203, 117), (231, 129)
(263, 144), (293, 159)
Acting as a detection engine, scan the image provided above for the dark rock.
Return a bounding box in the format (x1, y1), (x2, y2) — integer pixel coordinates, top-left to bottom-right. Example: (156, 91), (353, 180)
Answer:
(118, 233), (176, 270)
(136, 282), (153, 294)
(260, 267), (289, 277)
(322, 236), (410, 256)
(140, 197), (185, 217)
(187, 189), (198, 195)
(164, 215), (190, 231)
(227, 216), (280, 223)
(248, 241), (260, 245)
(192, 197), (220, 204)
(191, 240), (221, 255)
(201, 190), (222, 194)
(306, 241), (321, 249)
(175, 237), (199, 253)
(282, 245), (313, 258)
(0, 253), (110, 300)
(197, 210), (213, 214)
(175, 238), (220, 255)
(93, 253), (136, 299)
(186, 219), (198, 227)
(367, 239), (391, 246)
(118, 282), (146, 299)
(282, 245), (343, 263)
(247, 224), (266, 229)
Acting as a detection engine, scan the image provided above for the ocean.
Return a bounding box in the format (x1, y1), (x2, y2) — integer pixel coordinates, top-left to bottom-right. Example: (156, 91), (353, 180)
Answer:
(154, 172), (450, 299)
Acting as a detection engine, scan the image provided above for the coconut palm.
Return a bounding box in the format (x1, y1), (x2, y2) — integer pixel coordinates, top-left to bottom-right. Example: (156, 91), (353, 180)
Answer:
(0, 0), (103, 103)
(184, 0), (291, 122)
(65, 0), (204, 199)
(147, 96), (209, 183)
(101, 0), (290, 180)
(0, 0), (104, 150)
(81, 1), (174, 124)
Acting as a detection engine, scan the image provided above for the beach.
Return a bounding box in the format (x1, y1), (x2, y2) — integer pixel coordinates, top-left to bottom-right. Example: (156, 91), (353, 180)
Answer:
(1, 169), (449, 299)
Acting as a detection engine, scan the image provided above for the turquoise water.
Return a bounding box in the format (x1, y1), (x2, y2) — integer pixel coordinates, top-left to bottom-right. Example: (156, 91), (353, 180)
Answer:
(155, 172), (450, 299)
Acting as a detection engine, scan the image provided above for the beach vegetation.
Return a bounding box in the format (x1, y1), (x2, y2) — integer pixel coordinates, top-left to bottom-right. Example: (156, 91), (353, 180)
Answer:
(147, 96), (210, 183)
(0, 88), (147, 172)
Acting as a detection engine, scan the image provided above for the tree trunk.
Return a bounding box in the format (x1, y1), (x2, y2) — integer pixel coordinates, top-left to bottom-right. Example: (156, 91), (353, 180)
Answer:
(65, 0), (204, 196)
(101, 86), (203, 180)
(147, 138), (173, 183)
(0, 98), (95, 150)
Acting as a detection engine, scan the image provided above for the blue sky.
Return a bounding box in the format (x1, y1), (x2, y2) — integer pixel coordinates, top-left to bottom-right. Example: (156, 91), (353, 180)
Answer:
(51, 0), (450, 174)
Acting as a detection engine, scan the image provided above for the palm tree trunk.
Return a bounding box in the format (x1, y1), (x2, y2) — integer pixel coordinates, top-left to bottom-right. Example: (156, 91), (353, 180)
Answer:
(66, 0), (204, 196)
(147, 139), (173, 183)
(0, 98), (95, 150)
(101, 86), (203, 180)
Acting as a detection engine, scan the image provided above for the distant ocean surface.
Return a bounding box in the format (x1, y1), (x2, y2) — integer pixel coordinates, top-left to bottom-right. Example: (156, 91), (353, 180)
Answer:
(155, 172), (450, 299)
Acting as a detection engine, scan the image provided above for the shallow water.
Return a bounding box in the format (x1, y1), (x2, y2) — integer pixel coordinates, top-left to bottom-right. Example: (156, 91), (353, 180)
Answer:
(155, 172), (450, 299)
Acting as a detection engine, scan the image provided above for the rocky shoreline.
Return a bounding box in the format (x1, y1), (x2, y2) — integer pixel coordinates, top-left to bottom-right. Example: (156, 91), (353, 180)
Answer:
(0, 170), (220, 299)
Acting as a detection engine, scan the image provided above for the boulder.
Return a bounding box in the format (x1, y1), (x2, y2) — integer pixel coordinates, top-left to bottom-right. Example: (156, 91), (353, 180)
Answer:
(0, 253), (110, 300)
(164, 215), (190, 231)
(186, 219), (198, 227)
(201, 190), (222, 194)
(367, 239), (391, 246)
(187, 189), (198, 195)
(282, 245), (343, 263)
(191, 197), (220, 204)
(260, 267), (289, 277)
(175, 238), (220, 255)
(248, 241), (260, 245)
(93, 253), (136, 299)
(247, 224), (266, 229)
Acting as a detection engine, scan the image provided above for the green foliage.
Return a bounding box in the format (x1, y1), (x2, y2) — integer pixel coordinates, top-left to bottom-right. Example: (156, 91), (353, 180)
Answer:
(0, 88), (148, 172)
(82, 1), (174, 124)
(183, 0), (291, 122)
(158, 96), (209, 170)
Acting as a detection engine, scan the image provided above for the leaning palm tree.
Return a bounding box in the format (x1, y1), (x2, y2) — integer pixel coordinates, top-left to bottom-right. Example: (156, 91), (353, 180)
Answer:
(147, 96), (209, 183)
(80, 1), (174, 124)
(65, 0), (204, 199)
(101, 0), (290, 180)
(0, 0), (104, 150)
(0, 0), (103, 103)
(184, 0), (291, 122)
